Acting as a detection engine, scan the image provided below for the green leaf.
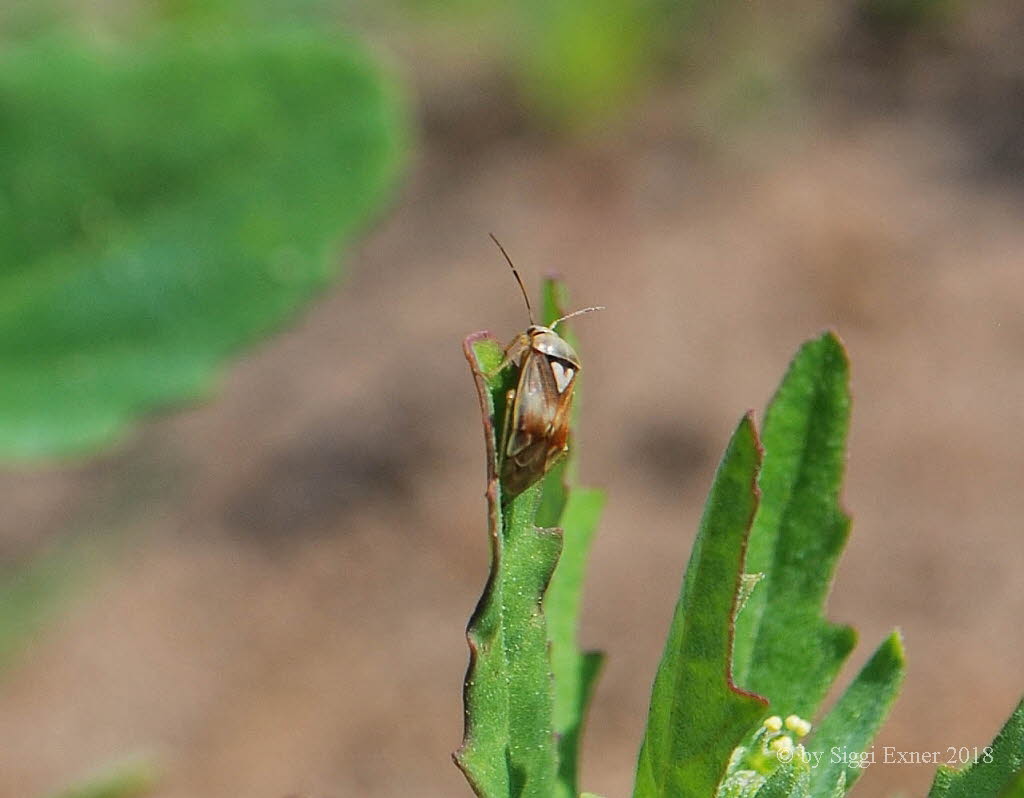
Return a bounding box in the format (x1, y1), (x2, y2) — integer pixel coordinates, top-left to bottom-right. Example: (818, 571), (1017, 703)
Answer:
(546, 488), (605, 798)
(457, 275), (605, 798)
(999, 767), (1024, 798)
(634, 415), (769, 798)
(756, 756), (810, 798)
(455, 334), (562, 798)
(732, 332), (857, 718)
(44, 756), (156, 798)
(806, 630), (906, 793)
(0, 32), (405, 460)
(929, 699), (1024, 798)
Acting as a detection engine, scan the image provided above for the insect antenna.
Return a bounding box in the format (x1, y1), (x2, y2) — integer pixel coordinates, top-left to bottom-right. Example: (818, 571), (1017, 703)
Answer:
(551, 305), (606, 329)
(489, 233), (535, 325)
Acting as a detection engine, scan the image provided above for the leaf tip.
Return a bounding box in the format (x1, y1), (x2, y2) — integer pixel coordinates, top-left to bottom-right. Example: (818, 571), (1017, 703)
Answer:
(814, 329), (851, 375)
(464, 331), (501, 370)
(735, 410), (762, 450)
(885, 627), (907, 664)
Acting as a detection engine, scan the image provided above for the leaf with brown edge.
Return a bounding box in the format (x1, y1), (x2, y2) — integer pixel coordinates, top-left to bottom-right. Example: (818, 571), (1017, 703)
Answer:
(633, 415), (769, 798)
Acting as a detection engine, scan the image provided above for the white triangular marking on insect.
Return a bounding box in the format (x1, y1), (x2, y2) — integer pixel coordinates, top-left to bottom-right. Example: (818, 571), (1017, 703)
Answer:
(551, 362), (574, 393)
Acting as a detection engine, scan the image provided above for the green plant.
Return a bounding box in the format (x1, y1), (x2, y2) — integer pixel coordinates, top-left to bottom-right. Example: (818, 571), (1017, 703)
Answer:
(0, 22), (406, 798)
(456, 280), (605, 798)
(512, 0), (655, 129)
(458, 295), (1024, 797)
(0, 30), (405, 460)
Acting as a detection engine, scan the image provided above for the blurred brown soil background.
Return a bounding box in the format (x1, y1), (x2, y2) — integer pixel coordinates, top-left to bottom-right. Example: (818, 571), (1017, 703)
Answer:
(1, 2), (1023, 796)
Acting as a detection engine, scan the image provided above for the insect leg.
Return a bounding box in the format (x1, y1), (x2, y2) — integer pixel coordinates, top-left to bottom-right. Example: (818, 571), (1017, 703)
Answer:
(483, 334), (530, 380)
(497, 387), (516, 472)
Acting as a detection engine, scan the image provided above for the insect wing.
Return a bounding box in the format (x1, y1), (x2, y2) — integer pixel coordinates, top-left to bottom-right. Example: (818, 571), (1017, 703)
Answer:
(501, 347), (577, 497)
(544, 359), (576, 456)
(507, 348), (557, 458)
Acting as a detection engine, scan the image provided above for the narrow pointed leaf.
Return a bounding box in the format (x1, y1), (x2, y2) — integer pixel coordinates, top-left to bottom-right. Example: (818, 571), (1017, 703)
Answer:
(536, 275), (606, 798)
(732, 332), (857, 718)
(534, 277), (573, 526)
(455, 334), (562, 798)
(546, 488), (605, 798)
(929, 699), (1024, 798)
(634, 415), (769, 798)
(807, 630), (906, 793)
(535, 274), (587, 525)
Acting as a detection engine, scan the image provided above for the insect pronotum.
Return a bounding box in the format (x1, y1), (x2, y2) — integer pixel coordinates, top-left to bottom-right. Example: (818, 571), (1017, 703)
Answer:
(488, 234), (604, 499)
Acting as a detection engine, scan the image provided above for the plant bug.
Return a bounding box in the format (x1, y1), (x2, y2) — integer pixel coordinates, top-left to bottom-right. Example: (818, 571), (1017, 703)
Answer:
(487, 234), (604, 499)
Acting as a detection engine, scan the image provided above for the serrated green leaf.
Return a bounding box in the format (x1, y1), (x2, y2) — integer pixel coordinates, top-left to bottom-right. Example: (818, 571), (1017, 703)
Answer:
(756, 756), (810, 798)
(806, 630), (906, 793)
(455, 334), (563, 798)
(0, 32), (405, 460)
(732, 332), (857, 718)
(929, 699), (1024, 798)
(459, 274), (606, 798)
(634, 415), (769, 798)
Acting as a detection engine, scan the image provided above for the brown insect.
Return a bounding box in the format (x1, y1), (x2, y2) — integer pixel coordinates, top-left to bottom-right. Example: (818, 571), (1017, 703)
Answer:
(488, 234), (604, 499)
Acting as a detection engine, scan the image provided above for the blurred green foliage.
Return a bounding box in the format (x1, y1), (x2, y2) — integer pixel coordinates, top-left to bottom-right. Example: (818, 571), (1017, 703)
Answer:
(0, 32), (405, 460)
(45, 757), (156, 798)
(513, 0), (654, 128)
(3, 0), (970, 138)
(376, 0), (824, 131)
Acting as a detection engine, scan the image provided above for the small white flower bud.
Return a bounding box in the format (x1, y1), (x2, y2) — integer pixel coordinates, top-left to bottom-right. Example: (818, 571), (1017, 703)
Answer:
(784, 715), (812, 737)
(770, 735), (794, 757)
